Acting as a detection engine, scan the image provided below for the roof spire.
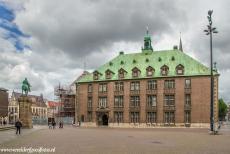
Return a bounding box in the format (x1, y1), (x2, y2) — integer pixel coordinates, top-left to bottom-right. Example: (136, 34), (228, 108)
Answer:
(146, 26), (149, 35)
(179, 32), (183, 52)
(142, 26), (153, 52)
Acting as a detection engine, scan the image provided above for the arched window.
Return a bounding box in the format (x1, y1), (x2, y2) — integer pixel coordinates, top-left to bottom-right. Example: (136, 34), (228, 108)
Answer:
(161, 65), (169, 76)
(132, 67), (141, 78)
(105, 69), (114, 79)
(146, 66), (155, 77)
(176, 64), (184, 75)
(118, 68), (127, 79)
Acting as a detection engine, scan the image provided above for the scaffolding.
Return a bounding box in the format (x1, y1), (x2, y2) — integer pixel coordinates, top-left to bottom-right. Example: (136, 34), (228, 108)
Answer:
(54, 83), (75, 124)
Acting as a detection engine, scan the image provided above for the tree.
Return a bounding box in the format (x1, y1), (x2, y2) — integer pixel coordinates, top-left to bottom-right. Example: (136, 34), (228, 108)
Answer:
(218, 98), (228, 121)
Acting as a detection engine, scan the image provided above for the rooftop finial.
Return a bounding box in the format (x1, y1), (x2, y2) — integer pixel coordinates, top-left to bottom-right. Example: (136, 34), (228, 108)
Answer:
(179, 32), (183, 52)
(146, 26), (149, 35)
(213, 62), (217, 71)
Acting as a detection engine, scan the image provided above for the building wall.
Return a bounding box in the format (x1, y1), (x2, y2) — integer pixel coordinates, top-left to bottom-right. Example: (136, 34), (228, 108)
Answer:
(0, 90), (8, 117)
(77, 76), (217, 127)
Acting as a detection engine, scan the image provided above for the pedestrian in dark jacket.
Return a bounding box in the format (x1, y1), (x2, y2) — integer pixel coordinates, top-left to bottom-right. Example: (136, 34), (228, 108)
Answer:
(15, 120), (22, 135)
(52, 121), (56, 129)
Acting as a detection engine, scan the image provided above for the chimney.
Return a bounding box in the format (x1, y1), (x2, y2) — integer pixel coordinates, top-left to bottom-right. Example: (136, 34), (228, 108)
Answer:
(173, 45), (178, 50)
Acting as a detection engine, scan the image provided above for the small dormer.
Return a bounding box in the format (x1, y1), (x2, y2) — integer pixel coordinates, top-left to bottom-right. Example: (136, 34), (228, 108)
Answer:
(146, 66), (155, 77)
(93, 71), (101, 80)
(118, 68), (127, 79)
(161, 65), (169, 76)
(176, 64), (184, 75)
(105, 69), (114, 79)
(132, 67), (141, 78)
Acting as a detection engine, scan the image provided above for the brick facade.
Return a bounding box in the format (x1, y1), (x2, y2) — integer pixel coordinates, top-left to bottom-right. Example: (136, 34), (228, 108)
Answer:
(76, 75), (218, 128)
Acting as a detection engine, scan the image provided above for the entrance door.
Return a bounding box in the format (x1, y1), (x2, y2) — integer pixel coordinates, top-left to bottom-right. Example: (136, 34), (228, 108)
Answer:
(102, 114), (108, 126)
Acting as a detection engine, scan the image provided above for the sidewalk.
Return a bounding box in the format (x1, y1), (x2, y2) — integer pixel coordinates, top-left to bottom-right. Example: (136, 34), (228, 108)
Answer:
(0, 125), (47, 145)
(220, 122), (230, 134)
(0, 125), (14, 128)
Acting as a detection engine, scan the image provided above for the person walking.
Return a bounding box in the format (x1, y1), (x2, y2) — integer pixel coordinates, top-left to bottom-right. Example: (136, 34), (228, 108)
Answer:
(15, 119), (22, 135)
(48, 121), (52, 129)
(52, 121), (56, 129)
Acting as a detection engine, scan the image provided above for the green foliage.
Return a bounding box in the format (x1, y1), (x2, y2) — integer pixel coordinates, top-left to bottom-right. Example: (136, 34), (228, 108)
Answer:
(218, 98), (228, 120)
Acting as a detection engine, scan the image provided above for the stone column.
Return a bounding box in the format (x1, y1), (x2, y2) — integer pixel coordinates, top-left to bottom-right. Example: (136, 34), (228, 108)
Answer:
(18, 96), (33, 128)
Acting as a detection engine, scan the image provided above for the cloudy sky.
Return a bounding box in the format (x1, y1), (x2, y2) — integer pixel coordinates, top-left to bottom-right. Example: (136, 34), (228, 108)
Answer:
(0, 0), (229, 102)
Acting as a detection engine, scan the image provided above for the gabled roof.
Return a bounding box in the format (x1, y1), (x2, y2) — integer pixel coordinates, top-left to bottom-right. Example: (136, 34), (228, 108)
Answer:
(11, 92), (47, 107)
(77, 49), (214, 83)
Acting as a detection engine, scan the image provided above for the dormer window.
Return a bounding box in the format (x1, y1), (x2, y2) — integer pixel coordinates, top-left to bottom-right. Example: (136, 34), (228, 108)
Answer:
(105, 69), (114, 79)
(93, 71), (100, 80)
(132, 67), (141, 78)
(146, 66), (154, 77)
(176, 64), (184, 75)
(161, 65), (169, 76)
(106, 71), (111, 79)
(118, 68), (127, 79)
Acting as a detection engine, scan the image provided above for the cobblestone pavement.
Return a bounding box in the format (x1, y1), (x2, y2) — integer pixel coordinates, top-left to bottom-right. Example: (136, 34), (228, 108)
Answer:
(0, 125), (230, 154)
(0, 125), (47, 144)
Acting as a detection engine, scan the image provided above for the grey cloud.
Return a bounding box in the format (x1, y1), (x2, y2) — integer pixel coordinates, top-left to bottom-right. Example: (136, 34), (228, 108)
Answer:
(1, 0), (230, 102)
(16, 0), (186, 58)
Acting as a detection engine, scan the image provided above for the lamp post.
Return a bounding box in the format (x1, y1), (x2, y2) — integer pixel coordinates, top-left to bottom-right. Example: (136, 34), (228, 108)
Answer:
(204, 10), (218, 132)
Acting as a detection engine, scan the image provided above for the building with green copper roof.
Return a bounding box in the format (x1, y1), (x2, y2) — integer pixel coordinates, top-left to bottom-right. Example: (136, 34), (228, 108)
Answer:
(78, 49), (212, 83)
(75, 31), (219, 128)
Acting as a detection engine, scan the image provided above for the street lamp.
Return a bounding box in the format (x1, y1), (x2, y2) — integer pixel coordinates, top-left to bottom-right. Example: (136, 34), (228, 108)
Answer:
(204, 10), (218, 132)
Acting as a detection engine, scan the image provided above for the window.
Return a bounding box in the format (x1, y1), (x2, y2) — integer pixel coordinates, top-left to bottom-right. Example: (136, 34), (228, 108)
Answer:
(147, 70), (153, 76)
(106, 71), (111, 79)
(132, 67), (140, 77)
(88, 111), (92, 122)
(130, 112), (139, 123)
(147, 80), (157, 90)
(147, 112), (157, 123)
(146, 66), (154, 77)
(88, 97), (92, 108)
(161, 65), (169, 76)
(130, 81), (140, 91)
(93, 71), (99, 80)
(98, 97), (107, 108)
(185, 111), (191, 123)
(185, 94), (191, 106)
(176, 64), (184, 75)
(164, 95), (175, 106)
(114, 82), (124, 91)
(118, 68), (126, 79)
(88, 84), (92, 93)
(114, 112), (123, 123)
(147, 95), (157, 107)
(99, 83), (107, 92)
(114, 96), (123, 107)
(185, 79), (191, 88)
(130, 96), (140, 107)
(105, 69), (114, 79)
(164, 80), (175, 89)
(164, 112), (175, 124)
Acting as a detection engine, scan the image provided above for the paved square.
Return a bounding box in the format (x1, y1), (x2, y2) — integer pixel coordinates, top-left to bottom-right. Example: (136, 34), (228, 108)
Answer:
(0, 125), (230, 154)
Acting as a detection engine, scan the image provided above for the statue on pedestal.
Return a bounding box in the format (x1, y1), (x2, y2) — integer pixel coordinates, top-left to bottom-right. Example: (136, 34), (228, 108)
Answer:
(19, 77), (33, 128)
(22, 78), (31, 96)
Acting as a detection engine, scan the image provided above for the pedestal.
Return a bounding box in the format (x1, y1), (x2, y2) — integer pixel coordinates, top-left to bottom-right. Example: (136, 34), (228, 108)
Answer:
(18, 96), (33, 128)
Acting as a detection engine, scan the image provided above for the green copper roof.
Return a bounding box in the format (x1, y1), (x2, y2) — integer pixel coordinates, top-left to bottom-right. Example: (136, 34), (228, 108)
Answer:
(78, 49), (213, 83)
